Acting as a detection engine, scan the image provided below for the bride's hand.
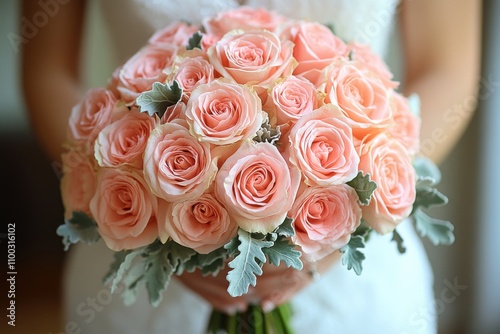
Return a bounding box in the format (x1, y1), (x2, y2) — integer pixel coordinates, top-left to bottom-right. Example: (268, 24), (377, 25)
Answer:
(176, 250), (342, 313)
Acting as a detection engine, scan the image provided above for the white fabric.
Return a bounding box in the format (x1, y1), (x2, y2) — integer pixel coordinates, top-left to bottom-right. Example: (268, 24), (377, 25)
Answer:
(65, 1), (437, 333)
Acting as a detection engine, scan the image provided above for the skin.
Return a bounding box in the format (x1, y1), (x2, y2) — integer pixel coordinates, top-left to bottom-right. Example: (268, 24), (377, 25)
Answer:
(21, 0), (481, 313)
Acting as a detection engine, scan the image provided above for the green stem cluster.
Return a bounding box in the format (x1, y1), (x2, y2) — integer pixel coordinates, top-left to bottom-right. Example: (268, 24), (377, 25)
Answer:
(207, 303), (294, 334)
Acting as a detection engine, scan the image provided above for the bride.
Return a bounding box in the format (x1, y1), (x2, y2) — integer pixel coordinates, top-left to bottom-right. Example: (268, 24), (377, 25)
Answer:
(21, 0), (480, 333)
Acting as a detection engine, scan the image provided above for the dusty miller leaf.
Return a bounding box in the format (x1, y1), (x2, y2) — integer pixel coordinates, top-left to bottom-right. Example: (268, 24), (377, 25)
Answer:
(142, 242), (175, 307)
(182, 246), (227, 275)
(262, 238), (303, 270)
(226, 229), (273, 297)
(391, 229), (407, 254)
(347, 172), (378, 205)
(413, 156), (442, 185)
(412, 209), (455, 246)
(412, 187), (449, 215)
(253, 117), (281, 146)
(275, 217), (295, 237)
(56, 211), (100, 250)
(187, 31), (203, 50)
(136, 81), (182, 118)
(340, 235), (366, 275)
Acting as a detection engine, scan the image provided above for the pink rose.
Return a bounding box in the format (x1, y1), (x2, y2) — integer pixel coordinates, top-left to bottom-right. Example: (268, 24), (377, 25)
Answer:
(266, 75), (323, 126)
(288, 105), (359, 186)
(207, 30), (295, 88)
(161, 101), (187, 124)
(89, 168), (158, 251)
(185, 80), (264, 145)
(203, 7), (286, 37)
(143, 122), (218, 202)
(60, 148), (97, 218)
(290, 184), (362, 261)
(117, 44), (178, 104)
(157, 193), (238, 254)
(171, 50), (215, 98)
(215, 141), (300, 234)
(200, 33), (220, 52)
(68, 88), (118, 144)
(149, 21), (201, 47)
(347, 42), (398, 89)
(388, 92), (421, 155)
(325, 61), (393, 141)
(283, 21), (348, 75)
(359, 134), (416, 234)
(94, 109), (158, 169)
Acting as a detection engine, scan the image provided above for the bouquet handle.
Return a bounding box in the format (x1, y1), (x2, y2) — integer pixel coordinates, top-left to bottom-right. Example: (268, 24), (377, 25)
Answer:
(207, 302), (294, 334)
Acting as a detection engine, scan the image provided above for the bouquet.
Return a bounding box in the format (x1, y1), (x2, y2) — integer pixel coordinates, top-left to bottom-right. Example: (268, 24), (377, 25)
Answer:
(57, 7), (454, 333)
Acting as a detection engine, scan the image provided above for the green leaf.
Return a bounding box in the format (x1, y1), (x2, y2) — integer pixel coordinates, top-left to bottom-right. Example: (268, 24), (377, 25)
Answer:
(165, 240), (197, 274)
(110, 249), (144, 293)
(56, 211), (100, 250)
(141, 240), (196, 307)
(340, 235), (366, 275)
(187, 31), (203, 50)
(274, 217), (295, 237)
(347, 172), (378, 205)
(103, 250), (130, 285)
(391, 229), (406, 254)
(352, 219), (371, 238)
(325, 22), (335, 34)
(224, 236), (240, 257)
(136, 81), (182, 118)
(412, 209), (455, 246)
(412, 187), (449, 214)
(253, 117), (281, 146)
(226, 229), (274, 297)
(200, 258), (226, 277)
(263, 238), (303, 270)
(120, 262), (145, 306)
(143, 242), (175, 307)
(413, 156), (442, 185)
(182, 246), (227, 275)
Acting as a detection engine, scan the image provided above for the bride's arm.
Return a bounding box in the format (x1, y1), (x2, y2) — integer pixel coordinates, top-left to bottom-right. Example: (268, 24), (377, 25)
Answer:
(399, 0), (482, 164)
(21, 0), (87, 162)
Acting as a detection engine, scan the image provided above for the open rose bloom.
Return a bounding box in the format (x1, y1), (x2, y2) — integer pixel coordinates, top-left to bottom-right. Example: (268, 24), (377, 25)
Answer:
(58, 6), (451, 332)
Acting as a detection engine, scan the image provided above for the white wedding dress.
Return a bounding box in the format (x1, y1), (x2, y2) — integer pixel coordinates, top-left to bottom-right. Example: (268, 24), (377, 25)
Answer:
(64, 1), (436, 333)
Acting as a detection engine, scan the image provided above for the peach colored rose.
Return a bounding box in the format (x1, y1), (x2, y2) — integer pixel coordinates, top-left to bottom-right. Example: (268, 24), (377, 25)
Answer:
(117, 44), (178, 104)
(203, 7), (286, 37)
(325, 61), (393, 140)
(60, 148), (97, 218)
(200, 33), (220, 52)
(347, 42), (398, 89)
(89, 168), (158, 251)
(94, 108), (158, 169)
(283, 21), (348, 75)
(207, 30), (295, 88)
(388, 92), (421, 155)
(185, 80), (264, 145)
(266, 75), (324, 126)
(359, 134), (416, 234)
(288, 105), (359, 186)
(68, 88), (118, 144)
(157, 193), (238, 254)
(171, 51), (215, 98)
(143, 122), (218, 202)
(215, 141), (300, 234)
(290, 184), (362, 261)
(149, 21), (201, 47)
(161, 101), (187, 124)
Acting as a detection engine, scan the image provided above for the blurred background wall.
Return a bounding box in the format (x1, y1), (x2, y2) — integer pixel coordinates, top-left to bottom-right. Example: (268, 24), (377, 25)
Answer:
(1, 1), (498, 333)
